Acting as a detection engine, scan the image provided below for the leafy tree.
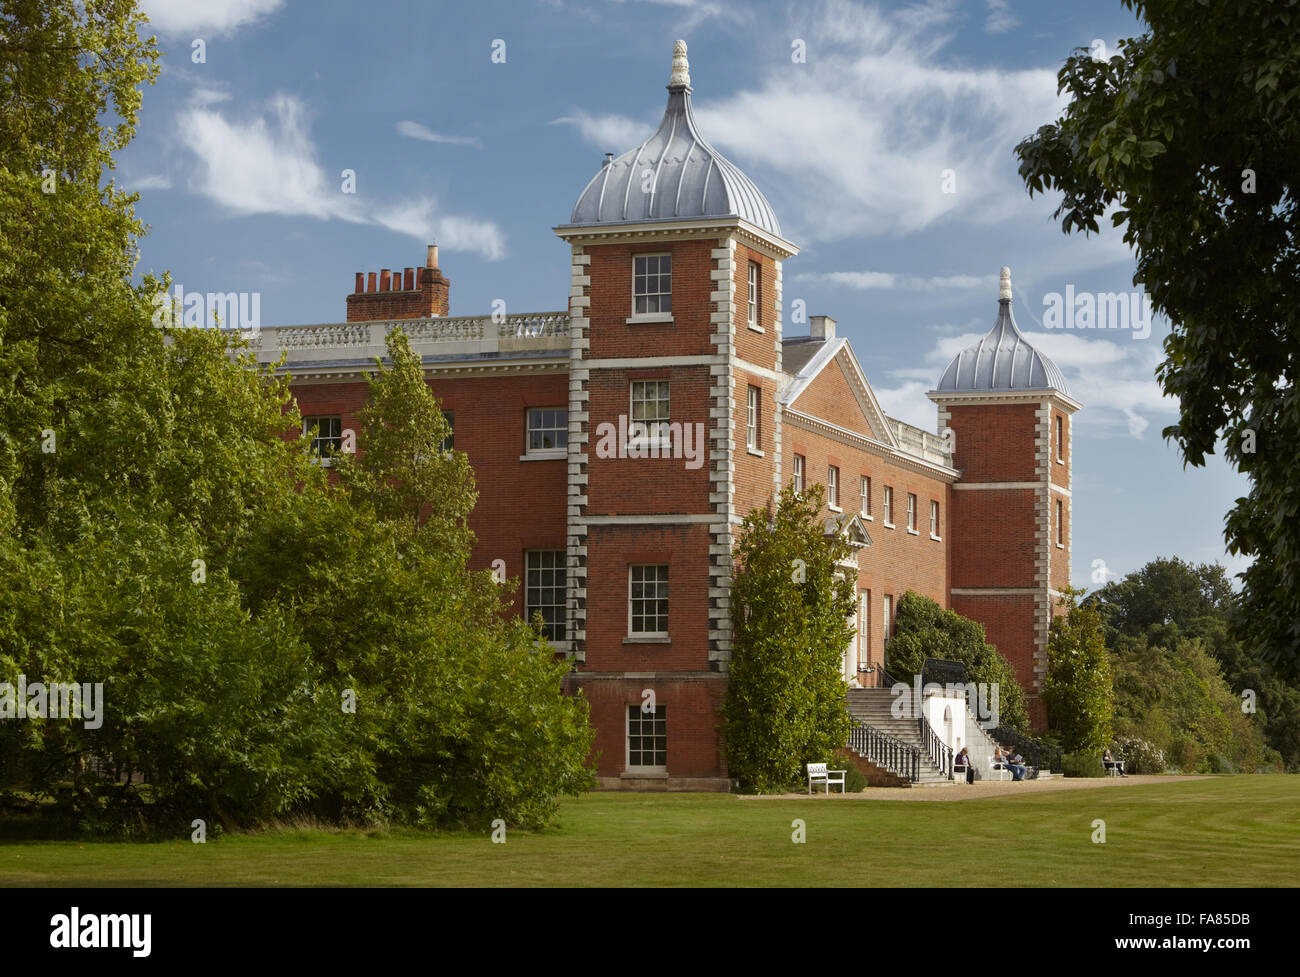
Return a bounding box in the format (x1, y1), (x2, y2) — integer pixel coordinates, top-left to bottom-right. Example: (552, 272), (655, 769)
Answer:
(1015, 0), (1300, 677)
(886, 591), (1030, 732)
(724, 486), (854, 792)
(1087, 557), (1299, 770)
(0, 1), (595, 835)
(1043, 589), (1113, 754)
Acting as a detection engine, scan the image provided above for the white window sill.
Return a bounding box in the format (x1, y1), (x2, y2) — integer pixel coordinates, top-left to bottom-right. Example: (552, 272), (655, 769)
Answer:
(1055, 457), (1065, 465)
(883, 521), (896, 529)
(747, 447), (764, 457)
(546, 640), (572, 653)
(626, 438), (673, 453)
(520, 450), (566, 462)
(624, 635), (671, 645)
(626, 313), (674, 324)
(930, 534), (942, 542)
(621, 770), (667, 779)
(907, 528), (919, 536)
(747, 323), (764, 333)
(827, 504), (843, 513)
(860, 513), (873, 521)
(1056, 543), (1065, 549)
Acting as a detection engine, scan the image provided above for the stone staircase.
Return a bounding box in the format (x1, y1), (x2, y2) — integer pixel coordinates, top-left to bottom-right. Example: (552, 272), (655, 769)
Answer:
(844, 688), (954, 786)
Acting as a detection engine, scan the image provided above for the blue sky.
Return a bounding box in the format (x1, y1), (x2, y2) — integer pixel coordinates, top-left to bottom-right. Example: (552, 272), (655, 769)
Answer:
(123, 0), (1251, 588)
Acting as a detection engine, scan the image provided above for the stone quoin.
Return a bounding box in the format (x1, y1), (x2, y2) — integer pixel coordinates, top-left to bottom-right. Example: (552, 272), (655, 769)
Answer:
(248, 41), (1079, 789)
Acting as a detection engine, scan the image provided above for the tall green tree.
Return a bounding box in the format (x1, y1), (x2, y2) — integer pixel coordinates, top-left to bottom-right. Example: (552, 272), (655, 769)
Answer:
(1015, 0), (1300, 677)
(1043, 589), (1114, 754)
(886, 591), (1030, 732)
(724, 486), (854, 792)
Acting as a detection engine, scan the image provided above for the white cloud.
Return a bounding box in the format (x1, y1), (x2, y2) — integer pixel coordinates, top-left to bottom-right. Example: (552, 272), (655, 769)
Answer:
(396, 121), (483, 149)
(793, 270), (989, 291)
(870, 319), (1176, 439)
(558, 0), (1066, 244)
(128, 174), (172, 191)
(550, 111), (657, 154)
(176, 95), (507, 260)
(984, 0), (1019, 34)
(141, 0), (284, 36)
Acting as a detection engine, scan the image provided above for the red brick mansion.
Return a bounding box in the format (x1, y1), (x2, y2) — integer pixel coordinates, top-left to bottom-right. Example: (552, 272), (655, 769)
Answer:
(252, 42), (1079, 789)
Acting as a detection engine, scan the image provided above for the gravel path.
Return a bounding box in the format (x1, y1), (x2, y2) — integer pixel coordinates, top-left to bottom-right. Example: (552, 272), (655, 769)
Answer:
(737, 774), (1214, 801)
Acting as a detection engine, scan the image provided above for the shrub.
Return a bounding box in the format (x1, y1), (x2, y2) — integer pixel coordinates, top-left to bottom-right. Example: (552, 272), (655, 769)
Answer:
(1061, 752), (1106, 778)
(833, 753), (869, 793)
(1113, 736), (1166, 774)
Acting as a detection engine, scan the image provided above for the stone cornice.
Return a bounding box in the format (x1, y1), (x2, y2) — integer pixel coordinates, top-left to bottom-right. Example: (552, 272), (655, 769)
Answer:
(553, 216), (798, 260)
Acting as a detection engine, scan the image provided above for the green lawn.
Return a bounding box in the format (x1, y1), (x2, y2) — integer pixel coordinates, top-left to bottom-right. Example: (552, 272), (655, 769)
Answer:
(2, 777), (1296, 886)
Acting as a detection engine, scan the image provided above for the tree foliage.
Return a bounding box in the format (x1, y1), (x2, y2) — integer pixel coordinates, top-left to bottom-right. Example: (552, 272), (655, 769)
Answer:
(1043, 589), (1114, 754)
(1087, 557), (1296, 770)
(886, 591), (1030, 732)
(723, 486), (854, 792)
(0, 0), (594, 836)
(1015, 0), (1300, 677)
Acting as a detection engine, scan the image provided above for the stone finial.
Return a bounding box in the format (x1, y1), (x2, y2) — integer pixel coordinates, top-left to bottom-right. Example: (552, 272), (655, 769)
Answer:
(999, 266), (1012, 301)
(669, 40), (690, 88)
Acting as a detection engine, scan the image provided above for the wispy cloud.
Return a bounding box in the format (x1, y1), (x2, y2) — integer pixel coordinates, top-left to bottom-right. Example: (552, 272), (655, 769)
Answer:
(396, 121), (483, 149)
(175, 95), (507, 260)
(557, 0), (1064, 244)
(984, 0), (1019, 35)
(793, 270), (990, 291)
(141, 0), (284, 36)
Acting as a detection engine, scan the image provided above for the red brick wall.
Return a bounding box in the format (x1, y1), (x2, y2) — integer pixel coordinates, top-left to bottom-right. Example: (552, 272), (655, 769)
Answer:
(581, 522), (712, 671)
(576, 676), (726, 779)
(945, 403), (1039, 482)
(585, 365), (713, 514)
(733, 243), (780, 371)
(733, 367), (778, 515)
(792, 354), (882, 440)
(949, 488), (1039, 588)
(586, 239), (716, 358)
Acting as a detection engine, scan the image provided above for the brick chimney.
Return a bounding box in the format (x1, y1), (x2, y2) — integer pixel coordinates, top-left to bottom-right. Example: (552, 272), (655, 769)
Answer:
(346, 244), (450, 321)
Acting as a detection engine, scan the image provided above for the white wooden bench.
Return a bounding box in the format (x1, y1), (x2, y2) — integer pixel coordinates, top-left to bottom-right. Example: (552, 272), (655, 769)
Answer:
(807, 762), (847, 794)
(989, 755), (1010, 781)
(1104, 758), (1126, 777)
(953, 758), (969, 782)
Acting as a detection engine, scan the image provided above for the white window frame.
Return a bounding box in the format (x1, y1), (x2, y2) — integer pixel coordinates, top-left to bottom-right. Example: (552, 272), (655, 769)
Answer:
(524, 407), (567, 459)
(859, 476), (871, 519)
(525, 550), (567, 642)
(827, 465), (840, 510)
(907, 492), (918, 534)
(883, 594), (894, 643)
(630, 253), (672, 321)
(1055, 415), (1064, 463)
(629, 380), (671, 448)
(628, 564), (670, 639)
(747, 261), (760, 329)
(746, 384), (761, 453)
(930, 499), (941, 540)
(304, 414), (342, 467)
(859, 590), (870, 669)
(883, 485), (895, 528)
(1056, 499), (1065, 547)
(626, 704), (667, 772)
(792, 454), (805, 493)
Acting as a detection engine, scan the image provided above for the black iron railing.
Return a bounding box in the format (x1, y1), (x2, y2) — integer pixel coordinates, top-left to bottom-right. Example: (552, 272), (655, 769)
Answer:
(919, 714), (954, 780)
(873, 665), (899, 689)
(992, 725), (1063, 773)
(846, 718), (919, 782)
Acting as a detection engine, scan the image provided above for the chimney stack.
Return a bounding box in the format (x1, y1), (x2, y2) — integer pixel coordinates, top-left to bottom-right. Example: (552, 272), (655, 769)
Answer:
(354, 272), (364, 293)
(403, 267), (415, 290)
(427, 244), (439, 269)
(379, 269), (391, 291)
(348, 248), (450, 321)
(810, 315), (837, 340)
(367, 272), (377, 293)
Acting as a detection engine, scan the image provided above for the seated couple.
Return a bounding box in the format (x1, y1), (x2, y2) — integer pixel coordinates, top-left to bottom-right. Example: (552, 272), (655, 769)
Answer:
(993, 746), (1028, 781)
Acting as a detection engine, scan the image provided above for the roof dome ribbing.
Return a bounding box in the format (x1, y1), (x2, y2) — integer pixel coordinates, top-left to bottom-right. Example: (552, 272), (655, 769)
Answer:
(934, 268), (1070, 395)
(567, 41), (782, 237)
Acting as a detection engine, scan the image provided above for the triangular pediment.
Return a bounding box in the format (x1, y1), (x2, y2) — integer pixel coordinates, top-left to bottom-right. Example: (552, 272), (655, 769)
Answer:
(781, 338), (898, 449)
